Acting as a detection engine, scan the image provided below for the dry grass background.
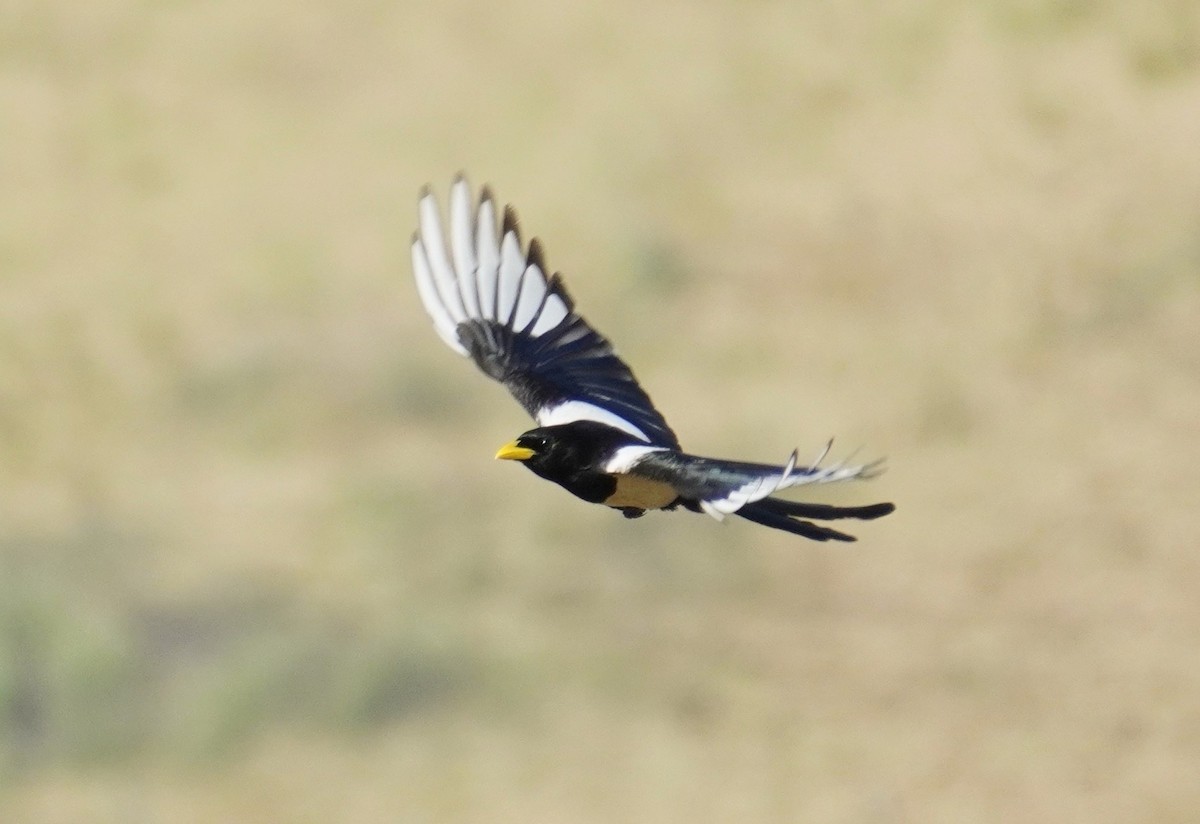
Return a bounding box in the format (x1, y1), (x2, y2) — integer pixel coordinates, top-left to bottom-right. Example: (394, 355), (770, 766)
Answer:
(2, 1), (1199, 821)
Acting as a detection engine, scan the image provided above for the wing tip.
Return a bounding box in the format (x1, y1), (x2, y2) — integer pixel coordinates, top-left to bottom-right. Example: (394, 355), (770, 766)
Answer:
(502, 204), (522, 243)
(528, 237), (547, 273)
(545, 272), (576, 312)
(450, 174), (471, 204)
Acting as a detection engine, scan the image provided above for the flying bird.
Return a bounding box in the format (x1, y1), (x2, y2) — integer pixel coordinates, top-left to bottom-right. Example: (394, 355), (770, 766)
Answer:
(411, 176), (894, 541)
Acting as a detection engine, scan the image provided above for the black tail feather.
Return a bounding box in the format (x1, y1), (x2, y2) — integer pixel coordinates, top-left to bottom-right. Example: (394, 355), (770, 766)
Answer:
(734, 497), (895, 542)
(735, 503), (857, 542)
(756, 498), (895, 522)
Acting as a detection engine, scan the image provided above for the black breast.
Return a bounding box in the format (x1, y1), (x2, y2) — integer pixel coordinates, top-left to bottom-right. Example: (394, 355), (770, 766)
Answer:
(536, 467), (617, 504)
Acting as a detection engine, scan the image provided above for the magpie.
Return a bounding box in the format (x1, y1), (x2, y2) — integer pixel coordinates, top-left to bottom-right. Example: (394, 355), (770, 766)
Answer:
(411, 176), (895, 541)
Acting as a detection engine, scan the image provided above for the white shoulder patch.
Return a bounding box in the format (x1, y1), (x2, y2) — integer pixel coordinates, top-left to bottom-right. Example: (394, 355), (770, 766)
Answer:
(603, 444), (667, 474)
(538, 400), (651, 442)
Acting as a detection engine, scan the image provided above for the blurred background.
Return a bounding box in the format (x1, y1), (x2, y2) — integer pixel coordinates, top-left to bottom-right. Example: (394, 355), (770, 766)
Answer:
(2, 1), (1199, 821)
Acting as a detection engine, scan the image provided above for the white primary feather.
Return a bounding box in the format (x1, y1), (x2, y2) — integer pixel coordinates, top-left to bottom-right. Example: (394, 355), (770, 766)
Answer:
(698, 446), (884, 520)
(449, 178), (479, 318)
(700, 450), (798, 520)
(530, 292), (570, 336)
(416, 180), (576, 342)
(418, 192), (466, 324)
(512, 263), (547, 332)
(412, 238), (467, 355)
(496, 229), (526, 327)
(475, 196), (500, 321)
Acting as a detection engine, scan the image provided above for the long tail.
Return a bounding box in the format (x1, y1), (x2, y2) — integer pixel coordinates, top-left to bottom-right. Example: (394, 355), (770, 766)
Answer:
(734, 497), (895, 542)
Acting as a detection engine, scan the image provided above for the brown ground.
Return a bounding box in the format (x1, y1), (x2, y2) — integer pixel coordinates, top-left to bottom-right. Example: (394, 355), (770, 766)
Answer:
(2, 1), (1199, 821)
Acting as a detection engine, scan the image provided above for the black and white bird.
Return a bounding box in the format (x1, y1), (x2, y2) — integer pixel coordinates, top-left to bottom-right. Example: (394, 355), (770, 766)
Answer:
(411, 176), (894, 541)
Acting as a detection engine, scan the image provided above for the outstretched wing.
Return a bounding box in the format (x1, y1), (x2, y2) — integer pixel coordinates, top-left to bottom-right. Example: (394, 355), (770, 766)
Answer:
(609, 441), (893, 541)
(412, 176), (680, 449)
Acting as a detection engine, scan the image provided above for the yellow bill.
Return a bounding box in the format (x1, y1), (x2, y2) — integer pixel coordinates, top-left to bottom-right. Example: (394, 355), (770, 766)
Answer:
(494, 441), (535, 461)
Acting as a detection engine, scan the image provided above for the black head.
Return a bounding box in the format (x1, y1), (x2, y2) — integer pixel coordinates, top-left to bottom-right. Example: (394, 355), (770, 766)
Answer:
(493, 421), (642, 500)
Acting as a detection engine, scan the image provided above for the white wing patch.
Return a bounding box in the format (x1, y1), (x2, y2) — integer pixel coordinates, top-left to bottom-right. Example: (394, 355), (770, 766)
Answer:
(603, 444), (668, 474)
(475, 196), (500, 321)
(449, 178), (479, 318)
(700, 450), (799, 521)
(411, 238), (467, 355)
(512, 263), (546, 332)
(538, 400), (651, 442)
(496, 230), (526, 327)
(418, 192), (466, 324)
(530, 292), (569, 336)
(412, 177), (576, 348)
(699, 443), (886, 521)
(413, 178), (677, 449)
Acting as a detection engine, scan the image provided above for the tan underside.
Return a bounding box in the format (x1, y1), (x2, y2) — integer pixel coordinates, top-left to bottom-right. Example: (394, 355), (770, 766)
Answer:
(604, 474), (678, 510)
